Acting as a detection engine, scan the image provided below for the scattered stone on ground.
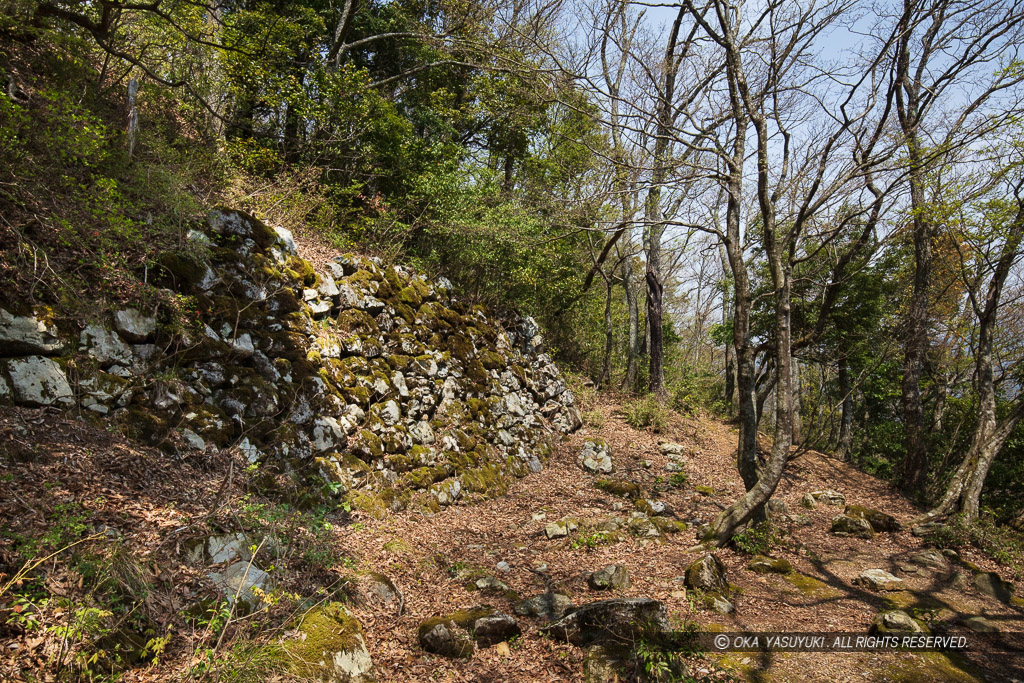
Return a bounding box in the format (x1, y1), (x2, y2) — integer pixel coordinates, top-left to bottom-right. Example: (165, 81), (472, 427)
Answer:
(589, 564), (631, 590)
(854, 569), (904, 591)
(579, 439), (615, 475)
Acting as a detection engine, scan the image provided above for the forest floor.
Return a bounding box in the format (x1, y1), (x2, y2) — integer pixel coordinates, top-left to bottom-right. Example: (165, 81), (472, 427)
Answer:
(333, 399), (1024, 683)
(4, 397), (1024, 682)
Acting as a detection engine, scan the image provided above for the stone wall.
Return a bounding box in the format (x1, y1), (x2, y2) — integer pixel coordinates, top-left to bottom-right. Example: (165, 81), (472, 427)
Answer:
(0, 209), (582, 515)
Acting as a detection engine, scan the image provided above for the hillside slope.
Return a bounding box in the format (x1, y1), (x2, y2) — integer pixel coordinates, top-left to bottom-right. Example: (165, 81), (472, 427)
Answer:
(2, 219), (1023, 683)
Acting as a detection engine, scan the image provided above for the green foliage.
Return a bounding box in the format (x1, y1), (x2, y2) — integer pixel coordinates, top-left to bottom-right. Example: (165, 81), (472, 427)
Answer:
(669, 367), (727, 416)
(731, 520), (785, 556)
(235, 494), (344, 573)
(624, 396), (671, 433)
(569, 530), (613, 550)
(925, 513), (1024, 570)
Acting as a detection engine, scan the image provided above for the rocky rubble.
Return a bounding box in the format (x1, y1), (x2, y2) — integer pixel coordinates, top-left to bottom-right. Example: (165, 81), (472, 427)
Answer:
(0, 208), (582, 517)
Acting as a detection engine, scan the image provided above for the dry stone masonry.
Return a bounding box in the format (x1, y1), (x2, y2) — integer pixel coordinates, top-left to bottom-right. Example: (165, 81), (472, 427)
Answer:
(0, 208), (582, 515)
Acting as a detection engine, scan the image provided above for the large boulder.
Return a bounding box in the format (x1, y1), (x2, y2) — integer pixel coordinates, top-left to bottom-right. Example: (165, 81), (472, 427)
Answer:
(974, 572), (1015, 603)
(418, 606), (520, 657)
(113, 308), (157, 343)
(747, 556), (793, 575)
(684, 554), (728, 592)
(542, 598), (669, 647)
(844, 505), (901, 532)
(3, 356), (74, 406)
(0, 309), (65, 356)
(283, 603), (375, 682)
(514, 593), (574, 621)
(830, 514), (874, 539)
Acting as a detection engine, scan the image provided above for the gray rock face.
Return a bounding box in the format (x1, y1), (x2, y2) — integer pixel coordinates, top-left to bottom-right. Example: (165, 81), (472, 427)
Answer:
(514, 593), (574, 621)
(80, 324), (133, 366)
(542, 598), (669, 647)
(684, 554), (728, 592)
(800, 493), (817, 509)
(579, 440), (615, 475)
(908, 550), (948, 571)
(974, 572), (1015, 603)
(113, 308), (156, 342)
(871, 610), (924, 634)
(3, 356), (74, 406)
(854, 569), (904, 591)
(0, 309), (65, 356)
(830, 514), (874, 539)
(589, 564), (631, 591)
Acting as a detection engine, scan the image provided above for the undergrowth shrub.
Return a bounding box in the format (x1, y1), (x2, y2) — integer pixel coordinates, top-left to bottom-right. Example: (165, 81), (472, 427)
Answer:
(731, 520), (785, 556)
(624, 395), (671, 433)
(926, 513), (1024, 573)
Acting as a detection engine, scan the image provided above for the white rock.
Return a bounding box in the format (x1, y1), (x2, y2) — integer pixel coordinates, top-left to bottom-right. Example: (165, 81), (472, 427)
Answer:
(378, 400), (400, 427)
(318, 272), (340, 298)
(183, 429), (207, 451)
(854, 569), (904, 591)
(113, 308), (156, 342)
(273, 226), (296, 254)
(4, 356), (74, 406)
(0, 309), (65, 355)
(229, 333), (255, 358)
(409, 420), (435, 444)
(80, 324), (133, 366)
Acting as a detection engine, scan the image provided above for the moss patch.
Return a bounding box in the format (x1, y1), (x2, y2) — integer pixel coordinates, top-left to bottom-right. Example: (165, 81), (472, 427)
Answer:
(282, 602), (364, 678)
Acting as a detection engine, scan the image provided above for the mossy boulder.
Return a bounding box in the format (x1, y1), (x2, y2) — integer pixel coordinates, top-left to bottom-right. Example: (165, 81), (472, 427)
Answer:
(418, 606), (520, 658)
(831, 514), (875, 539)
(595, 479), (642, 500)
(282, 602), (375, 682)
(844, 504), (901, 532)
(684, 554), (728, 592)
(747, 556), (793, 575)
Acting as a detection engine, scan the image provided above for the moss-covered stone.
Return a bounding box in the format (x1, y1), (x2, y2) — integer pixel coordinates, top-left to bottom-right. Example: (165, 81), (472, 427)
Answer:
(282, 602), (374, 681)
(337, 309), (379, 336)
(352, 430), (384, 460)
(478, 349), (505, 370)
(747, 556), (793, 574)
(595, 479), (643, 500)
(651, 516), (688, 534)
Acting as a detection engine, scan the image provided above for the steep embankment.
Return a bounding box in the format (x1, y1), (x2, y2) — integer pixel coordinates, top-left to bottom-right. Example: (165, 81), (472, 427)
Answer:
(1, 208), (582, 514)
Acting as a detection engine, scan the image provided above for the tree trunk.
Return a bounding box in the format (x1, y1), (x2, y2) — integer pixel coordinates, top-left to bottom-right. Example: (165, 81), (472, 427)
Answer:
(837, 358), (854, 460)
(643, 6), (684, 397)
(791, 359), (803, 444)
(622, 253), (640, 392)
(924, 197), (1024, 521)
(600, 275), (613, 387)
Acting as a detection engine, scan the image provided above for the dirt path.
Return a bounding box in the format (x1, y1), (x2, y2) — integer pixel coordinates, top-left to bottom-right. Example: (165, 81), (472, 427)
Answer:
(337, 399), (1024, 682)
